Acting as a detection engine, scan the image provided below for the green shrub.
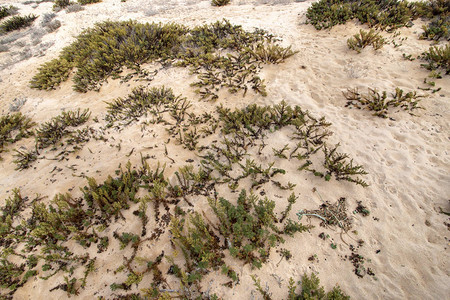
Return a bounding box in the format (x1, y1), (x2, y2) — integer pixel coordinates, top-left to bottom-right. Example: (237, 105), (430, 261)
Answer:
(35, 108), (90, 150)
(0, 113), (34, 152)
(344, 87), (424, 118)
(347, 29), (386, 53)
(250, 42), (298, 63)
(420, 44), (450, 74)
(420, 15), (450, 41)
(0, 14), (37, 33)
(253, 273), (350, 300)
(77, 0), (101, 4)
(306, 0), (416, 31)
(0, 5), (17, 20)
(212, 0), (231, 6)
(53, 0), (71, 9)
(30, 58), (73, 90)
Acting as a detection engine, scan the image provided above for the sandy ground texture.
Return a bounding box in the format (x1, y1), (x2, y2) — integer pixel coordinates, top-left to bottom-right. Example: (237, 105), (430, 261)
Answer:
(0, 0), (449, 299)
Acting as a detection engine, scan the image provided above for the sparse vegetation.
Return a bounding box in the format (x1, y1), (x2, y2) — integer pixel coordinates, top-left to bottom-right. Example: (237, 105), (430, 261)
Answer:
(419, 44), (450, 74)
(0, 15), (37, 33)
(0, 6), (18, 20)
(253, 273), (350, 300)
(306, 0), (449, 42)
(344, 87), (424, 118)
(0, 113), (35, 159)
(306, 0), (417, 31)
(347, 29), (386, 53)
(77, 0), (101, 4)
(212, 0), (231, 6)
(53, 0), (71, 9)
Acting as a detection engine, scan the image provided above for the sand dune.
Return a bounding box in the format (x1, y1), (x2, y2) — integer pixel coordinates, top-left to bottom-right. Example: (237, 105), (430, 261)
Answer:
(0, 0), (449, 299)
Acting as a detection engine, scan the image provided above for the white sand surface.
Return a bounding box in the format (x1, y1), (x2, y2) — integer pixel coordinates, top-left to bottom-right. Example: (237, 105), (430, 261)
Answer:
(0, 0), (449, 299)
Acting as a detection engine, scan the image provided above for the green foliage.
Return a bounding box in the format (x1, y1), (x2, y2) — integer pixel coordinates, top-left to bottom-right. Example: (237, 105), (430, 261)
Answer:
(297, 273), (349, 300)
(419, 44), (450, 74)
(0, 6), (17, 20)
(0, 14), (37, 33)
(30, 58), (73, 90)
(77, 0), (101, 4)
(30, 20), (292, 100)
(306, 0), (416, 31)
(210, 190), (309, 268)
(35, 108), (90, 150)
(0, 113), (35, 158)
(344, 87), (424, 118)
(212, 0), (231, 6)
(13, 149), (38, 170)
(105, 86), (181, 123)
(416, 0), (449, 41)
(32, 20), (186, 92)
(250, 42), (298, 63)
(305, 144), (368, 187)
(53, 0), (71, 9)
(253, 273), (350, 300)
(420, 15), (450, 41)
(347, 29), (386, 53)
(170, 213), (225, 278)
(82, 162), (139, 219)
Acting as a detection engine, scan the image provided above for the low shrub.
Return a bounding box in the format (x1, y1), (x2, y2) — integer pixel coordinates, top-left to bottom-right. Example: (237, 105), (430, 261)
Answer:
(347, 29), (386, 53)
(77, 0), (101, 4)
(212, 0), (231, 6)
(0, 113), (35, 158)
(0, 5), (18, 20)
(0, 15), (37, 33)
(344, 87), (424, 118)
(420, 44), (450, 74)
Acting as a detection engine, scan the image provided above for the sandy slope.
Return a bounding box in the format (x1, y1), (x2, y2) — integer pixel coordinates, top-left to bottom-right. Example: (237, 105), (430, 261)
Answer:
(0, 0), (449, 299)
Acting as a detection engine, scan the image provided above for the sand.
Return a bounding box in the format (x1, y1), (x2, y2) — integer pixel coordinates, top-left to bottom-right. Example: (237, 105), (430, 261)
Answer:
(0, 0), (449, 299)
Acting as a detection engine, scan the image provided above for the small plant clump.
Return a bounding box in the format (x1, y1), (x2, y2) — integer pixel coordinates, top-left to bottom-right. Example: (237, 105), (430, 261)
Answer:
(0, 14), (37, 33)
(77, 0), (102, 4)
(419, 44), (450, 74)
(347, 29), (386, 53)
(416, 0), (449, 41)
(8, 109), (91, 170)
(253, 273), (350, 300)
(344, 87), (424, 118)
(0, 5), (17, 20)
(0, 113), (35, 159)
(212, 0), (231, 6)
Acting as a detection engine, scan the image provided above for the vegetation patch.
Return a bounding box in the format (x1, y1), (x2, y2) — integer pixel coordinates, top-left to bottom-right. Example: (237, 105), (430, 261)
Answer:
(306, 0), (448, 42)
(344, 87), (424, 118)
(0, 6), (17, 21)
(0, 113), (35, 159)
(306, 0), (418, 31)
(212, 0), (231, 6)
(0, 14), (37, 33)
(30, 20), (294, 100)
(419, 44), (450, 74)
(11, 109), (90, 170)
(347, 29), (386, 53)
(253, 272), (350, 300)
